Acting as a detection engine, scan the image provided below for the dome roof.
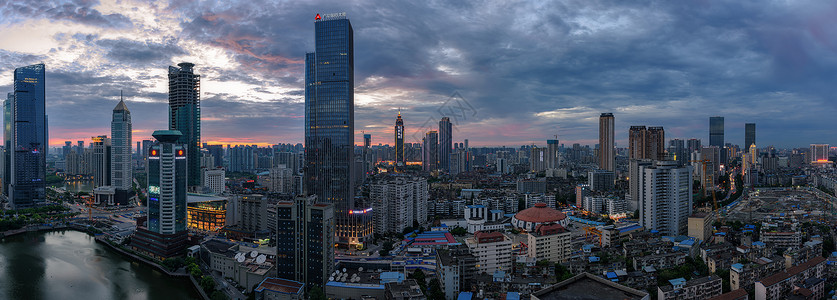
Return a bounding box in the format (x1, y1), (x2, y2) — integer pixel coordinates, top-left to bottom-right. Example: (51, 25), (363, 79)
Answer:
(514, 203), (566, 223)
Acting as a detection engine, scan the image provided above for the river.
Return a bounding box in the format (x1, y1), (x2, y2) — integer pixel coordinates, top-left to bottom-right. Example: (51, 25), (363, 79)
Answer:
(0, 230), (201, 300)
(63, 180), (95, 193)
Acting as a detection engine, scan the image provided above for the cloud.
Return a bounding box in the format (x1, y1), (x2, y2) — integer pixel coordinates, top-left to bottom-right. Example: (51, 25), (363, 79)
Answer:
(0, 0), (133, 28)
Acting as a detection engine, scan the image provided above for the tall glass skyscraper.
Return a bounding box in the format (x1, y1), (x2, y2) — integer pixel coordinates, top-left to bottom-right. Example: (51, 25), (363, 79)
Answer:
(439, 117), (452, 172)
(111, 95), (132, 203)
(709, 116), (724, 163)
(744, 123), (756, 150)
(168, 63), (201, 187)
(598, 113), (614, 171)
(304, 12), (355, 244)
(5, 64), (47, 209)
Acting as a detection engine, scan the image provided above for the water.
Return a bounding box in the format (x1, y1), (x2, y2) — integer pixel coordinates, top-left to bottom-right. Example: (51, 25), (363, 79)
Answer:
(0, 230), (201, 300)
(63, 180), (95, 193)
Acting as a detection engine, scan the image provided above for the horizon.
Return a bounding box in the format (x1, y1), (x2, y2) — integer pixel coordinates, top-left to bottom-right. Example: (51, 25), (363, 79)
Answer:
(2, 1), (837, 149)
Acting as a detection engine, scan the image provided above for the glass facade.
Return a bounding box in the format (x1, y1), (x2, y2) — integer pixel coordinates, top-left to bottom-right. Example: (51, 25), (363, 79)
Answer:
(745, 123), (756, 150)
(304, 15), (355, 242)
(709, 116), (725, 163)
(168, 63), (201, 187)
(395, 112), (404, 164)
(111, 99), (132, 191)
(6, 64), (47, 209)
(186, 200), (226, 232)
(439, 117), (452, 172)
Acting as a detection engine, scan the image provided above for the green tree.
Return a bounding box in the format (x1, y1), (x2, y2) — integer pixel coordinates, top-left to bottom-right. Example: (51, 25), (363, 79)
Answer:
(210, 290), (228, 300)
(450, 226), (467, 236)
(309, 286), (327, 300)
(427, 278), (445, 300)
(409, 269), (427, 291)
(380, 241), (394, 257)
(201, 276), (216, 293)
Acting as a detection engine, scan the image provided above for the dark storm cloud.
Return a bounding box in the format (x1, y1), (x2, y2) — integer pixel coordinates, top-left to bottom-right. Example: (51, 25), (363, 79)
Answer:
(5, 0), (836, 147)
(0, 0), (132, 28)
(96, 38), (186, 64)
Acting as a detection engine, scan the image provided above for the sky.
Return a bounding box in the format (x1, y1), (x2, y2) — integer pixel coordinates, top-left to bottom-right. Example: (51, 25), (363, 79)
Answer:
(1, 0), (836, 149)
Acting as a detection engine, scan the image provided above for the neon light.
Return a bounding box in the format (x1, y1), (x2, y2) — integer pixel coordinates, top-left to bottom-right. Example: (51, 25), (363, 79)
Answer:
(315, 14), (321, 20)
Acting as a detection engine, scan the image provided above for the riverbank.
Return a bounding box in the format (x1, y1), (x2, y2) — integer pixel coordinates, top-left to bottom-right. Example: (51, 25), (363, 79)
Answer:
(1, 224), (208, 300)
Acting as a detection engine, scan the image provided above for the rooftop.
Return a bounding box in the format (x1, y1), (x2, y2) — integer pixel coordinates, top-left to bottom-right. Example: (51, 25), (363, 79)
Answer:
(706, 288), (748, 300)
(531, 273), (648, 300)
(254, 277), (304, 295)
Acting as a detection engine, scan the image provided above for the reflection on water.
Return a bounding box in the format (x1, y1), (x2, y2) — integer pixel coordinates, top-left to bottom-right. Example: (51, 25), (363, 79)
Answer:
(0, 230), (201, 300)
(63, 180), (94, 193)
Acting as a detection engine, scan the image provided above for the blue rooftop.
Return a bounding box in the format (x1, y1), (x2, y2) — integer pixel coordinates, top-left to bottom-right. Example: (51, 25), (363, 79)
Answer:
(669, 278), (686, 286)
(606, 272), (617, 279)
(457, 292), (474, 300)
(589, 256), (600, 263)
(506, 292), (520, 300)
(466, 205), (485, 209)
(380, 272), (404, 284)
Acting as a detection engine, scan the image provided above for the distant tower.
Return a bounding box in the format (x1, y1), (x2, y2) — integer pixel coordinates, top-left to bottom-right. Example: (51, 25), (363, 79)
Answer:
(598, 113), (614, 171)
(423, 131), (439, 172)
(709, 116), (724, 163)
(439, 117), (452, 172)
(111, 93), (132, 205)
(168, 62), (201, 187)
(395, 111), (404, 165)
(744, 123), (756, 150)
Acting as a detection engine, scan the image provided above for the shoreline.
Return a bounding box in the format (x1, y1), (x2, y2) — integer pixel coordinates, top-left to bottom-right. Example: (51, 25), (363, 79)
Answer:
(1, 224), (209, 300)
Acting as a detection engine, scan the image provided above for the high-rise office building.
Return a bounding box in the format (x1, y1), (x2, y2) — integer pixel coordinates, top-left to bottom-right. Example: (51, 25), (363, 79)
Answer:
(439, 117), (452, 172)
(423, 131), (439, 172)
(547, 139), (560, 169)
(111, 96), (132, 204)
(668, 139), (687, 166)
(92, 136), (111, 188)
(629, 125), (665, 161)
(639, 161), (692, 236)
(628, 159), (653, 212)
(275, 195), (335, 288)
(363, 133), (371, 176)
(136, 141), (141, 156)
(394, 112), (404, 165)
(687, 139), (702, 155)
(709, 116), (724, 163)
(629, 126), (646, 160)
(744, 123), (756, 150)
(5, 64), (47, 209)
(168, 62), (201, 187)
(130, 130), (189, 258)
(63, 141), (72, 158)
(810, 144), (829, 162)
(599, 113), (615, 172)
(304, 12), (357, 245)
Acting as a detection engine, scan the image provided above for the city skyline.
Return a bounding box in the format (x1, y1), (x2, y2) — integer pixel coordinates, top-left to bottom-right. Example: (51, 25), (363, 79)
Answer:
(2, 1), (837, 148)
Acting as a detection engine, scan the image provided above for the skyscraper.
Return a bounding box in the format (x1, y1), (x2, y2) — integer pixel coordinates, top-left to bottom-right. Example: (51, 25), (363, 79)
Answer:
(275, 195), (335, 288)
(395, 111), (404, 165)
(599, 113), (615, 172)
(111, 96), (132, 204)
(709, 116), (724, 163)
(687, 139), (702, 154)
(547, 139), (560, 169)
(629, 126), (646, 160)
(646, 126), (665, 161)
(168, 62), (201, 187)
(92, 136), (111, 188)
(130, 130), (189, 258)
(639, 161), (692, 236)
(439, 117), (452, 173)
(810, 144), (829, 162)
(363, 133), (371, 176)
(668, 139), (687, 166)
(5, 64), (47, 209)
(304, 12), (356, 245)
(423, 131), (438, 172)
(745, 123), (756, 150)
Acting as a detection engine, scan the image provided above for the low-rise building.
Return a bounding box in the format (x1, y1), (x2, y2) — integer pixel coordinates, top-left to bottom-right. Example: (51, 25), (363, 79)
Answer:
(531, 273), (649, 300)
(730, 256), (784, 291)
(465, 231), (513, 274)
(527, 223), (572, 263)
(384, 279), (426, 300)
(254, 277), (304, 300)
(706, 289), (748, 300)
(657, 275), (722, 300)
(688, 212), (715, 242)
(754, 256), (826, 300)
(436, 246), (477, 300)
(633, 252), (687, 271)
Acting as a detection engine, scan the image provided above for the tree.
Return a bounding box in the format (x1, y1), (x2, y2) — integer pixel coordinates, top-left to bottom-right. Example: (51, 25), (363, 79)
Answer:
(201, 276), (216, 293)
(380, 241), (394, 257)
(409, 269), (428, 292)
(450, 226), (467, 236)
(210, 290), (228, 300)
(309, 286), (327, 300)
(427, 278), (445, 300)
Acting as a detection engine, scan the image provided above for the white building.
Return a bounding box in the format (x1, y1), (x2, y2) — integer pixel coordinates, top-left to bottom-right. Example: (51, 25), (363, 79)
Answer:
(527, 223), (572, 263)
(370, 175), (428, 234)
(639, 161), (693, 236)
(465, 231), (513, 274)
(202, 167), (226, 195)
